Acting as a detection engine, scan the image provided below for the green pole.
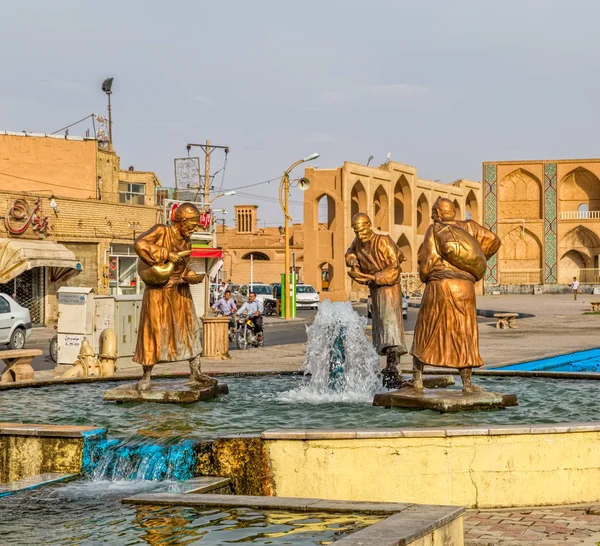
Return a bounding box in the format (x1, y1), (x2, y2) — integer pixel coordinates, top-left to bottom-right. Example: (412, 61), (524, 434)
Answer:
(290, 273), (297, 318)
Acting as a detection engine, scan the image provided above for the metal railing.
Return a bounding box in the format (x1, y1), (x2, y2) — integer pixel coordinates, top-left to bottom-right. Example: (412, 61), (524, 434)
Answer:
(559, 210), (600, 220)
(579, 269), (600, 284)
(499, 269), (543, 285)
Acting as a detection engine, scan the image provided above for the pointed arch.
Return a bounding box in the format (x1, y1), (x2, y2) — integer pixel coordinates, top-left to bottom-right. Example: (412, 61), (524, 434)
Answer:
(561, 225), (600, 254)
(559, 167), (600, 213)
(498, 168), (542, 220)
(315, 193), (336, 230)
(498, 227), (542, 283)
(318, 261), (334, 292)
(350, 181), (367, 219)
(373, 185), (389, 231)
(416, 193), (430, 235)
(452, 199), (462, 220)
(465, 189), (478, 221)
(397, 233), (413, 273)
(394, 175), (412, 226)
(242, 252), (270, 260)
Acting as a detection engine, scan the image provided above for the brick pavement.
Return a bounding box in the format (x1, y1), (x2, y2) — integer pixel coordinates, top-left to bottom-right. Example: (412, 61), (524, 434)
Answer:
(464, 507), (600, 544)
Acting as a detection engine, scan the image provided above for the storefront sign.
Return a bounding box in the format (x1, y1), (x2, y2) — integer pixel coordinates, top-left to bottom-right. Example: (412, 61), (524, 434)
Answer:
(5, 197), (50, 237)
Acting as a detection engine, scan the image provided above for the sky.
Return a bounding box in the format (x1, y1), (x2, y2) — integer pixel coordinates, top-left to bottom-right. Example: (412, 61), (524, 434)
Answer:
(2, 0), (600, 226)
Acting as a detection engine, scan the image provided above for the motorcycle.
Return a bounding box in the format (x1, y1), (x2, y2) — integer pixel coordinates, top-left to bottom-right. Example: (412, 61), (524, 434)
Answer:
(235, 314), (263, 350)
(263, 298), (276, 317)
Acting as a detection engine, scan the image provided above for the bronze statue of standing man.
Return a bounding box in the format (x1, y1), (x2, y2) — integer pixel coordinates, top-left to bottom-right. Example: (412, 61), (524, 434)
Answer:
(411, 198), (501, 393)
(133, 202), (215, 391)
(345, 213), (407, 386)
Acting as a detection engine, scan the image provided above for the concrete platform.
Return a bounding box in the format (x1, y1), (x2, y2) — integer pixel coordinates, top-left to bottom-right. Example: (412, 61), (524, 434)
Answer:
(103, 381), (228, 403)
(373, 387), (518, 412)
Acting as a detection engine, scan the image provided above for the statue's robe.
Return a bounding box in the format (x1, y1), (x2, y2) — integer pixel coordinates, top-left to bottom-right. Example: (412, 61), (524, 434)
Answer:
(133, 224), (201, 366)
(345, 234), (407, 355)
(411, 220), (500, 369)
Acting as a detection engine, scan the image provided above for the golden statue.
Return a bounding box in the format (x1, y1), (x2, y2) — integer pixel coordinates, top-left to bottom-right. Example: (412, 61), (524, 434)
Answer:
(411, 197), (501, 393)
(345, 213), (407, 386)
(133, 202), (214, 391)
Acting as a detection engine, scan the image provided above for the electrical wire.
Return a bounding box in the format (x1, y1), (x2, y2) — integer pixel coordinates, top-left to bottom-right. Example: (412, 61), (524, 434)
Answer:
(0, 170), (95, 191)
(220, 176), (281, 192)
(50, 113), (95, 135)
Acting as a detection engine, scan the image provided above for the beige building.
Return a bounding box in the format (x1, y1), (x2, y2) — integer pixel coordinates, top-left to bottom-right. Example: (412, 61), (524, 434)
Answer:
(302, 161), (482, 301)
(217, 205), (304, 285)
(0, 131), (162, 324)
(483, 159), (600, 292)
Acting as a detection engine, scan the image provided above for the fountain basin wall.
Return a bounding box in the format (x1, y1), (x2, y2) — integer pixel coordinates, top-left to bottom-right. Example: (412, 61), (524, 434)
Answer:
(0, 424), (106, 483)
(259, 424), (600, 509)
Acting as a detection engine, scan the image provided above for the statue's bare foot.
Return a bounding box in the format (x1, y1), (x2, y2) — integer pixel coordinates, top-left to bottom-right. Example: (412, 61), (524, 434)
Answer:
(188, 374), (218, 389)
(462, 384), (485, 394)
(136, 375), (152, 391)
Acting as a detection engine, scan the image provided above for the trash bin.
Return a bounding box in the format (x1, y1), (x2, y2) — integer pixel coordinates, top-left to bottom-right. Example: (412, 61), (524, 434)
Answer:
(201, 316), (231, 359)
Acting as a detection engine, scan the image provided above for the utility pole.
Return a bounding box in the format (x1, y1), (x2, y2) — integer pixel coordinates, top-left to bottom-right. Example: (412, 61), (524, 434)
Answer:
(186, 141), (229, 204)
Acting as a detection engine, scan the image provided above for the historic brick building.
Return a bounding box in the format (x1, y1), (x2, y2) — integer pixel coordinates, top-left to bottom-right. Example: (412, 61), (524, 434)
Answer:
(302, 160), (482, 301)
(0, 131), (162, 324)
(483, 159), (600, 292)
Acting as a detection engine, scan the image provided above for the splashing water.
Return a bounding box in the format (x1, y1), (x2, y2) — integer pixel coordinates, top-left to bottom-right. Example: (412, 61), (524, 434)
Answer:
(83, 437), (197, 482)
(279, 300), (382, 403)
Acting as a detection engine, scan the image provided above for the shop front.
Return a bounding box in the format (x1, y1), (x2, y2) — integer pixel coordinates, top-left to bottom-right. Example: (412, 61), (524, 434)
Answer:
(0, 238), (81, 324)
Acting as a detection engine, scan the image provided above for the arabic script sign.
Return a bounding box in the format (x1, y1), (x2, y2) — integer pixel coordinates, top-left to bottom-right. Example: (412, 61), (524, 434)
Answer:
(5, 197), (50, 236)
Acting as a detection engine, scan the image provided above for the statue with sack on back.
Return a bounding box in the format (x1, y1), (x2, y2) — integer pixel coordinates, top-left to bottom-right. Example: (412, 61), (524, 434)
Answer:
(411, 197), (501, 393)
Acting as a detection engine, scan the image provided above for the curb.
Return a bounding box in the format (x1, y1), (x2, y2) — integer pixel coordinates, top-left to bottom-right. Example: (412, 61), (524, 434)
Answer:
(406, 301), (534, 319)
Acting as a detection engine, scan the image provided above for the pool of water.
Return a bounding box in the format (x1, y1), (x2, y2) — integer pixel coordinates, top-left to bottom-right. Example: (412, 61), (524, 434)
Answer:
(494, 348), (600, 373)
(0, 480), (380, 545)
(1, 375), (600, 440)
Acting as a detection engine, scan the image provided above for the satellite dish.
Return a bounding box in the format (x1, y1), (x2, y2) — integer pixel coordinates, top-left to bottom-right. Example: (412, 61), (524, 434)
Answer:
(297, 178), (311, 191)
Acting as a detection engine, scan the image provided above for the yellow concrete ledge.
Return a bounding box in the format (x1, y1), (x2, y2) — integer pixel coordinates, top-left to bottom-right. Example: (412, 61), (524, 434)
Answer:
(263, 423), (600, 509)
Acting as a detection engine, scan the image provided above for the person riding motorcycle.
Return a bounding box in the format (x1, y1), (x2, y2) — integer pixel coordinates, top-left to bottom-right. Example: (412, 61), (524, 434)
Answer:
(212, 289), (237, 333)
(236, 291), (264, 343)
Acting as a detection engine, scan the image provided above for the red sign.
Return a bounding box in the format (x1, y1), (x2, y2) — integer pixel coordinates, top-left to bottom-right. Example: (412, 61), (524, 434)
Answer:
(5, 197), (50, 237)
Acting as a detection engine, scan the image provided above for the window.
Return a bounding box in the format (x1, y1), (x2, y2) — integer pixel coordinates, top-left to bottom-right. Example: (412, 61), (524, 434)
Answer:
(119, 182), (146, 205)
(0, 296), (10, 314)
(108, 244), (143, 295)
(296, 285), (316, 294)
(251, 285), (271, 295)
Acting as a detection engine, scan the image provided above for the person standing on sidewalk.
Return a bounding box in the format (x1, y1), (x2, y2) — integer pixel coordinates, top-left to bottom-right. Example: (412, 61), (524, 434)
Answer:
(571, 277), (579, 300)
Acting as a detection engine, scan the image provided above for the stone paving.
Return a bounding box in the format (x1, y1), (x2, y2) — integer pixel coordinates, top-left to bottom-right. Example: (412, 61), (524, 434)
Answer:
(464, 507), (600, 544)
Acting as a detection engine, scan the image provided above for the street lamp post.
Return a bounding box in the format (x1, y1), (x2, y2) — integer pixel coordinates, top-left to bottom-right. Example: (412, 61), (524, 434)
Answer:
(279, 153), (319, 319)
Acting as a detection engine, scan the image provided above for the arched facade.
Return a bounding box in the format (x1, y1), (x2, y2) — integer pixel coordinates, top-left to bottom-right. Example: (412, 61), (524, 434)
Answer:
(465, 190), (478, 221)
(373, 185), (390, 232)
(302, 161), (482, 301)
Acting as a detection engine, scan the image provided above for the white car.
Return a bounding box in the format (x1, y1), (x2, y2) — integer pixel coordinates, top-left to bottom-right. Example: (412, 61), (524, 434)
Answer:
(0, 294), (32, 349)
(296, 284), (320, 310)
(235, 284), (273, 308)
(367, 295), (408, 319)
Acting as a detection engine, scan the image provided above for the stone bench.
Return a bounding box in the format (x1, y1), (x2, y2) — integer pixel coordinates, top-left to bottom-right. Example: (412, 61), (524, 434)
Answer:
(493, 313), (519, 329)
(591, 301), (600, 312)
(0, 349), (41, 382)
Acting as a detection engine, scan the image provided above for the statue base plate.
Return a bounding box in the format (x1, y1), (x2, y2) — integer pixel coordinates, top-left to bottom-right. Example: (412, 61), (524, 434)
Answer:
(373, 387), (518, 413)
(104, 381), (228, 404)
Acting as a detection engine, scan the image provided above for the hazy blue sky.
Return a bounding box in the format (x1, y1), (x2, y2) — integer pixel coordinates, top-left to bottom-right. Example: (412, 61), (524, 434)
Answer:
(2, 0), (600, 225)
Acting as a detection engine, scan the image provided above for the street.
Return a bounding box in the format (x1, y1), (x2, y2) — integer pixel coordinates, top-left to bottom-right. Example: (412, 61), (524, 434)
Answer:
(24, 303), (420, 372)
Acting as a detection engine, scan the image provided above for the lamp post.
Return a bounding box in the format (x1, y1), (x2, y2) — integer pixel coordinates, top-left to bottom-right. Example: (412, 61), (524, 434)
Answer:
(279, 152), (319, 319)
(101, 78), (114, 150)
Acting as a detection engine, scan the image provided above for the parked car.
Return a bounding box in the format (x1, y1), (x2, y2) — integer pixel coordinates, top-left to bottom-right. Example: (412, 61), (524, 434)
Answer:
(0, 294), (32, 349)
(295, 284), (320, 310)
(235, 284), (274, 308)
(367, 295), (408, 319)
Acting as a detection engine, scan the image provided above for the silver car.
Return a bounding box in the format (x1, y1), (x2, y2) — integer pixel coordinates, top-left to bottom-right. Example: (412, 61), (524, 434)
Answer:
(367, 295), (408, 320)
(0, 294), (32, 349)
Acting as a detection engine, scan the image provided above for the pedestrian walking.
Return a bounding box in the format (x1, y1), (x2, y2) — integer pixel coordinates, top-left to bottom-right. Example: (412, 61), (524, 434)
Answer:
(571, 277), (579, 300)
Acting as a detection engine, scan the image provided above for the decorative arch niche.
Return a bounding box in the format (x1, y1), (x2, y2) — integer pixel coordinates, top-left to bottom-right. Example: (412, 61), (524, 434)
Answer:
(559, 167), (600, 214)
(416, 194), (430, 235)
(394, 175), (412, 226)
(498, 169), (542, 220)
(465, 190), (478, 221)
(396, 233), (412, 273)
(498, 227), (543, 283)
(315, 193), (336, 230)
(350, 181), (367, 219)
(373, 185), (389, 232)
(452, 199), (462, 220)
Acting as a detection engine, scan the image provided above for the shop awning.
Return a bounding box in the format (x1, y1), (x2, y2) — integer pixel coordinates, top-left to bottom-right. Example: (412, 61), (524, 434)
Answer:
(191, 249), (224, 259)
(0, 238), (82, 284)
